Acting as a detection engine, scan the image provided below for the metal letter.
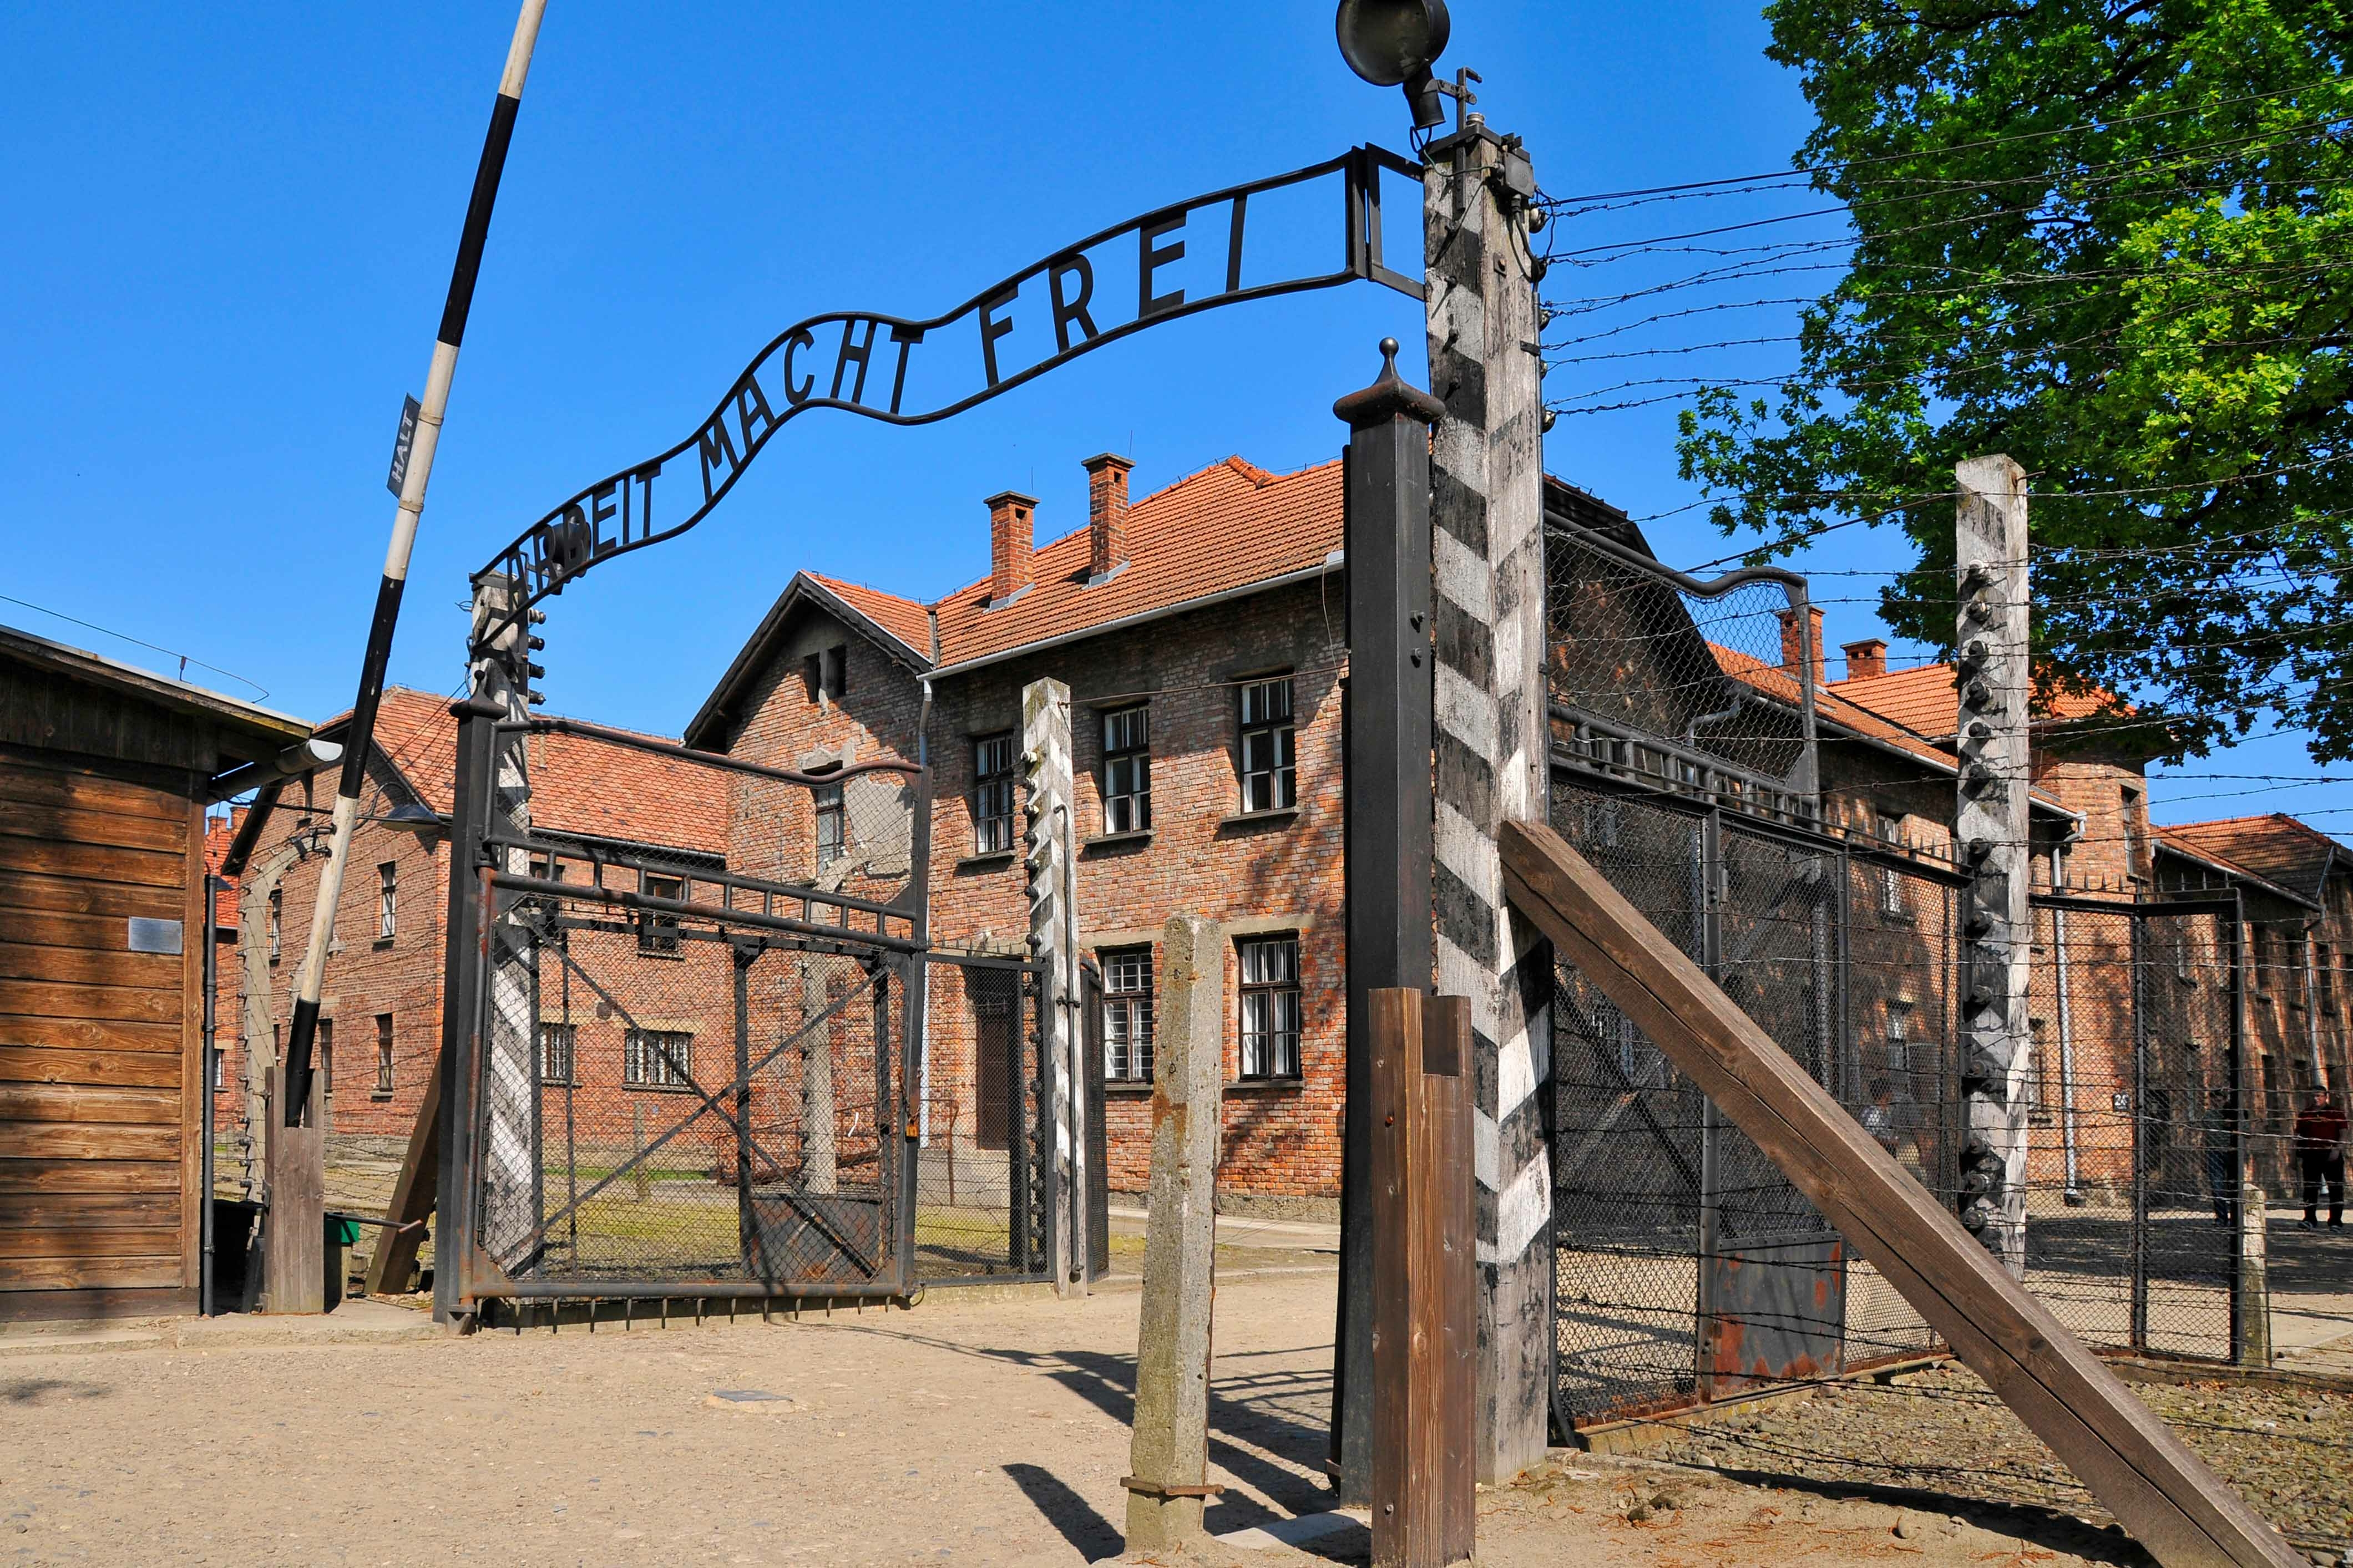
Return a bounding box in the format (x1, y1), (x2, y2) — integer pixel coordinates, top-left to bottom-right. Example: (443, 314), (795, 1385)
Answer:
(1049, 253), (1099, 353)
(979, 288), (1018, 388)
(782, 327), (817, 404)
(830, 317), (879, 404)
(1138, 212), (1186, 317)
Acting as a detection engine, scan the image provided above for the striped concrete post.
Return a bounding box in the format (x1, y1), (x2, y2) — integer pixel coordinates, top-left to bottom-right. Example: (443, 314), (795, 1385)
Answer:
(1023, 677), (1087, 1297)
(1424, 120), (1555, 1481)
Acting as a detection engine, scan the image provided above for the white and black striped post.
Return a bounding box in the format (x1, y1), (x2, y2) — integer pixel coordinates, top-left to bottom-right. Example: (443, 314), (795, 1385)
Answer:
(282, 2), (550, 1122)
(1423, 114), (1555, 1485)
(1954, 456), (2033, 1277)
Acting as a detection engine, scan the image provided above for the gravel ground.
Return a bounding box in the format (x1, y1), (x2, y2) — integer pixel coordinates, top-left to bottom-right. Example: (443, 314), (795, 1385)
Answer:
(1639, 1357), (2353, 1561)
(2, 1272), (2342, 1566)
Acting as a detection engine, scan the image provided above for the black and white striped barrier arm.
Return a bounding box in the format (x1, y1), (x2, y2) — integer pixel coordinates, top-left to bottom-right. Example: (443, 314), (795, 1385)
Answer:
(283, 2), (549, 1124)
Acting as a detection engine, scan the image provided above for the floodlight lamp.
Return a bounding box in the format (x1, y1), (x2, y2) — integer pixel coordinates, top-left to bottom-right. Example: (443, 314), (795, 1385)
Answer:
(1335, 0), (1450, 86)
(1336, 0), (1451, 128)
(376, 803), (447, 835)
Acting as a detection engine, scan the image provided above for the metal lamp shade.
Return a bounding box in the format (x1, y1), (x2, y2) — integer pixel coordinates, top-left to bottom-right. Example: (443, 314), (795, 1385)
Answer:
(1334, 0), (1450, 88)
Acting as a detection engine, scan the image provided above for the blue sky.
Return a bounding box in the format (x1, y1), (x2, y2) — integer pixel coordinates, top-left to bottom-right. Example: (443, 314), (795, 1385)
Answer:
(2, 3), (2336, 833)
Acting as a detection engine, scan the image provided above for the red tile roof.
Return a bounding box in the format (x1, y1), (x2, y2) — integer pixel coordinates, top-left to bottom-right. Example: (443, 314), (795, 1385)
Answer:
(2156, 814), (2344, 905)
(929, 456), (1342, 667)
(1826, 662), (2114, 740)
(809, 574), (932, 660)
(336, 687), (728, 857)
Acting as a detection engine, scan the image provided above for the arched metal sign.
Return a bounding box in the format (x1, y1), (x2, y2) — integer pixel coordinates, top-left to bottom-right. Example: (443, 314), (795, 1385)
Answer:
(475, 143), (1423, 635)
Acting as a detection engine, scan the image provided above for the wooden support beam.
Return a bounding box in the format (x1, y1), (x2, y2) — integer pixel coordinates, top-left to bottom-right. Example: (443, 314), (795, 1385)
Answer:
(262, 1063), (325, 1314)
(1500, 819), (2301, 1568)
(1370, 990), (1475, 1568)
(362, 1050), (440, 1297)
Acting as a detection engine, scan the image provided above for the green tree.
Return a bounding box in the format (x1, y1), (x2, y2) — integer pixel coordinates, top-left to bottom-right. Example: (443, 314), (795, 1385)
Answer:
(1676, 2), (2353, 759)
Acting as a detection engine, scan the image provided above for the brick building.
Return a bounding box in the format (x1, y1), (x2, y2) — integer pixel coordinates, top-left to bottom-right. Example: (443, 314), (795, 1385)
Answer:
(222, 688), (734, 1167)
(687, 454), (1349, 1206)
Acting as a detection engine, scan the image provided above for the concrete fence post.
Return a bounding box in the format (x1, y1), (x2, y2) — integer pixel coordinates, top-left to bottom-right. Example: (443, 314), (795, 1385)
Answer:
(1123, 914), (1226, 1551)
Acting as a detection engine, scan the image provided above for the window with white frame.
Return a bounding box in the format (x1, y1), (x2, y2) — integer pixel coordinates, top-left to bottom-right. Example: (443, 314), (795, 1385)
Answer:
(1238, 678), (1296, 813)
(377, 862), (397, 940)
(1101, 947), (1155, 1083)
(1101, 707), (1151, 835)
(537, 1021), (575, 1085)
(267, 888), (282, 963)
(1238, 935), (1302, 1080)
(974, 733), (1017, 854)
(625, 1028), (694, 1089)
(1886, 999), (1912, 1073)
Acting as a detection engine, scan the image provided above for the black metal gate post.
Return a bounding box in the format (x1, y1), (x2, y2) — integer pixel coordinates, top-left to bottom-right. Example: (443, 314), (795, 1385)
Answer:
(733, 942), (758, 1275)
(434, 690), (504, 1323)
(1694, 811), (1725, 1402)
(2130, 909), (2150, 1351)
(2226, 892), (2250, 1360)
(1330, 338), (1446, 1500)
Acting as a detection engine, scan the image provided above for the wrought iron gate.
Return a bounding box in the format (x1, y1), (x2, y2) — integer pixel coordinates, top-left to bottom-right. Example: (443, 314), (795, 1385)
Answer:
(441, 706), (933, 1311)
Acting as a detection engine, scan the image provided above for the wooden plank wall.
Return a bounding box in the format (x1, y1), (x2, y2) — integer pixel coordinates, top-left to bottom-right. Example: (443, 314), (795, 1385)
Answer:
(0, 745), (198, 1313)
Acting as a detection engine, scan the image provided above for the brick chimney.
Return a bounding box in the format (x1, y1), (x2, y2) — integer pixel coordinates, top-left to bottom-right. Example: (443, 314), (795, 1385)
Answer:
(1081, 453), (1133, 582)
(985, 489), (1038, 607)
(1778, 606), (1825, 687)
(1841, 637), (1888, 682)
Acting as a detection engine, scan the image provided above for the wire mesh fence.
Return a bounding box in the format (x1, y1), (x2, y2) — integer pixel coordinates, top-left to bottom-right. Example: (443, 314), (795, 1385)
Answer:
(1544, 490), (1815, 821)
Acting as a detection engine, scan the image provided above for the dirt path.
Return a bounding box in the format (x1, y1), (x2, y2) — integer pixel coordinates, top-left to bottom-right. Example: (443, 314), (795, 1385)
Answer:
(0, 1272), (2286, 1566)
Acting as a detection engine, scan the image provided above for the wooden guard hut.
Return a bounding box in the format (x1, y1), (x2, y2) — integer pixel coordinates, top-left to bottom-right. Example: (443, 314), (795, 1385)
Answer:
(0, 623), (313, 1321)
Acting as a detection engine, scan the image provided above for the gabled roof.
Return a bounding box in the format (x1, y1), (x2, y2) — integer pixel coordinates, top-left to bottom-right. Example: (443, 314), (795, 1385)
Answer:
(2156, 814), (2346, 907)
(686, 455), (1346, 749)
(330, 687), (727, 858)
(686, 572), (935, 752)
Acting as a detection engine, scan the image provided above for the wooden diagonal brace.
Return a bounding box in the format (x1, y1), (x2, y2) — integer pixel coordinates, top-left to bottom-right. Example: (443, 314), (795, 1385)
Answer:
(1499, 819), (2300, 1568)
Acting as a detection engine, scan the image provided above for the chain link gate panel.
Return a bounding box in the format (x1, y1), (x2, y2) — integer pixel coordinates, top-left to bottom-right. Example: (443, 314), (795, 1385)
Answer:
(2026, 897), (2243, 1363)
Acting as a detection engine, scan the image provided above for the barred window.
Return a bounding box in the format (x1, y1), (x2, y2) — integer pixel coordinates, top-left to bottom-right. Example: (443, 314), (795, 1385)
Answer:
(625, 1029), (694, 1089)
(537, 1022), (575, 1085)
(1101, 707), (1151, 835)
(974, 733), (1017, 855)
(377, 863), (397, 940)
(814, 782), (845, 869)
(1238, 678), (1296, 813)
(1238, 935), (1302, 1081)
(1101, 947), (1155, 1083)
(376, 1013), (394, 1094)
